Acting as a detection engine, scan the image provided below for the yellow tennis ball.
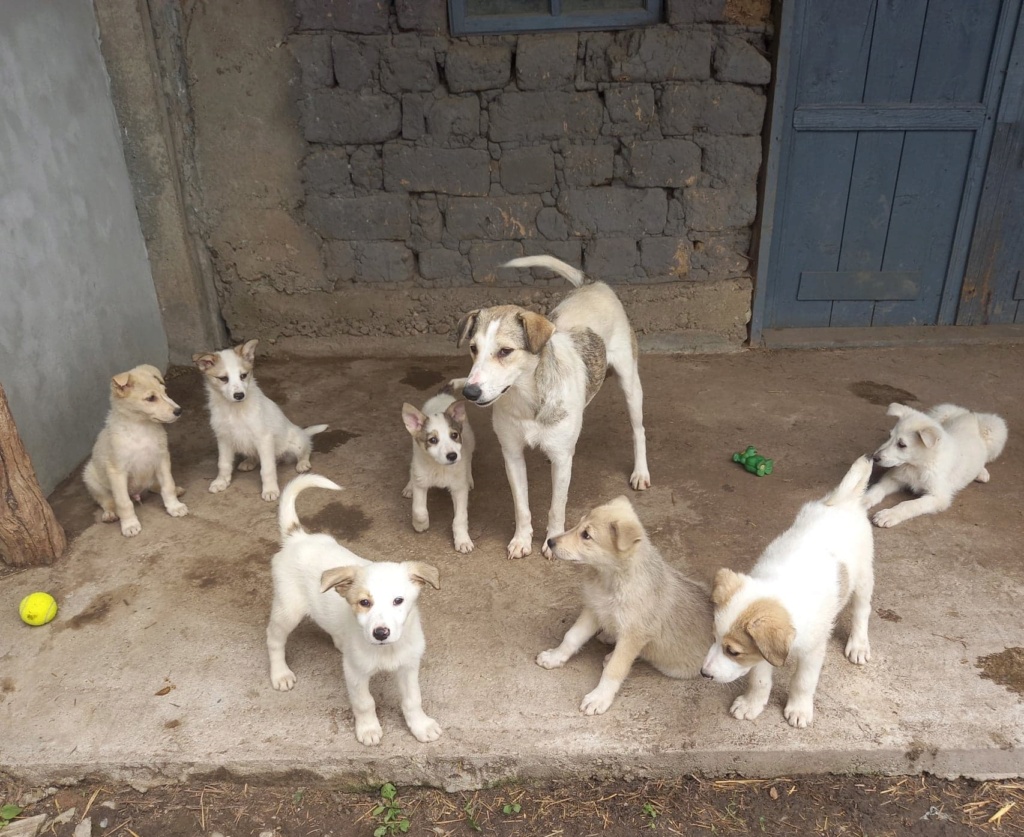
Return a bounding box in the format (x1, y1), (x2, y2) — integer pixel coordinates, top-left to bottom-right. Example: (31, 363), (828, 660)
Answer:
(19, 592), (58, 626)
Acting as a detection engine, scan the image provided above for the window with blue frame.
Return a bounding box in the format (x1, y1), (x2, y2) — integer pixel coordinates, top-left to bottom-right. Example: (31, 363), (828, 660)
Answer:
(448, 0), (663, 36)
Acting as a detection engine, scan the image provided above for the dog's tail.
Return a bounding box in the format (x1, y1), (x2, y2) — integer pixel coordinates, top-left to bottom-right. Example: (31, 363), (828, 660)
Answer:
(822, 456), (873, 507)
(502, 256), (585, 287)
(279, 473), (342, 540)
(976, 412), (1008, 462)
(304, 424), (329, 437)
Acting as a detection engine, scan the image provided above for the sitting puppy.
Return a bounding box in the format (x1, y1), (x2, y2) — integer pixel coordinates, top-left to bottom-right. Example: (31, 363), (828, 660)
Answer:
(192, 339), (327, 501)
(701, 457), (875, 728)
(537, 496), (712, 716)
(401, 380), (475, 553)
(865, 402), (1008, 528)
(266, 474), (442, 746)
(83, 364), (188, 537)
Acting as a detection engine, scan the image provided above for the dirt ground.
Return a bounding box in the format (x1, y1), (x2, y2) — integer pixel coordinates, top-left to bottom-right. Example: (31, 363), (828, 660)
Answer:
(3, 774), (1024, 836)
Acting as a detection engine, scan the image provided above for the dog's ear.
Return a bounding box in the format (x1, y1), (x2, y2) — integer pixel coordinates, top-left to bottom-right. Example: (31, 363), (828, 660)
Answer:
(518, 311), (556, 354)
(402, 403), (427, 434)
(887, 402), (910, 418)
(111, 372), (134, 397)
(604, 496), (643, 554)
(712, 568), (746, 607)
(918, 424), (941, 448)
(407, 562), (440, 590)
(320, 566), (359, 596)
(741, 599), (795, 667)
(192, 352), (218, 372)
(235, 339), (259, 364)
(446, 400), (467, 424)
(456, 311), (480, 347)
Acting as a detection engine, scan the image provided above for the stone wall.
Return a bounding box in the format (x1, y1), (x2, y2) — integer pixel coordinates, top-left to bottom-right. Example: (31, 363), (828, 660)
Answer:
(198, 0), (772, 352)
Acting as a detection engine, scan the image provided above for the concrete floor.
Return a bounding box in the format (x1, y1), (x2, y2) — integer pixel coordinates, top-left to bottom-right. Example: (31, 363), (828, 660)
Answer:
(1, 345), (1023, 791)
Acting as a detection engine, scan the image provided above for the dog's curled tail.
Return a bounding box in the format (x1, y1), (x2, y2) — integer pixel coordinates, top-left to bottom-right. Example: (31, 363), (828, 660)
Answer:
(279, 473), (342, 539)
(304, 424), (329, 437)
(976, 412), (1008, 462)
(823, 455), (873, 507)
(501, 256), (585, 287)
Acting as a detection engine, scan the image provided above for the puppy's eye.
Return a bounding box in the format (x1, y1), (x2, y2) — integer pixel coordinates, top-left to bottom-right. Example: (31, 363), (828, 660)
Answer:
(427, 436), (438, 446)
(726, 646), (741, 658)
(581, 529), (591, 540)
(217, 376), (228, 383)
(146, 395), (157, 402)
(358, 599), (371, 608)
(896, 440), (907, 449)
(470, 344), (478, 356)
(450, 432), (459, 441)
(393, 597), (404, 606)
(240, 373), (248, 380)
(497, 347), (513, 358)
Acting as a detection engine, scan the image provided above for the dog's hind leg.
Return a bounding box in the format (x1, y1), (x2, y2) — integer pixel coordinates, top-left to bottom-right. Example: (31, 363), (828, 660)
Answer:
(396, 663), (442, 743)
(610, 353), (650, 491)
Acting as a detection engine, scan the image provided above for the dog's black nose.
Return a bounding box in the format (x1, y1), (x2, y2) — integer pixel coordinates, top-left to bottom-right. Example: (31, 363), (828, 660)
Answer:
(173, 407), (182, 417)
(446, 451), (458, 462)
(700, 668), (713, 679)
(872, 454), (880, 463)
(233, 392), (245, 401)
(372, 627), (390, 642)
(547, 538), (556, 551)
(463, 383), (482, 402)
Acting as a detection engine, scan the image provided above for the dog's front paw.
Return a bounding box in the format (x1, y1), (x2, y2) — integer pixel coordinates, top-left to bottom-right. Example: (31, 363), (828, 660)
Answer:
(237, 458), (257, 472)
(412, 515), (429, 533)
(784, 697), (814, 728)
(536, 649), (568, 669)
(262, 487), (281, 502)
(580, 685), (616, 716)
(410, 717), (443, 743)
(209, 477), (230, 493)
(730, 694), (767, 721)
(975, 467), (991, 484)
(454, 535), (474, 554)
(295, 459), (312, 473)
(120, 518), (142, 538)
(845, 637), (871, 665)
(402, 482), (413, 499)
(166, 501), (189, 518)
(862, 486), (885, 509)
(872, 508), (903, 528)
(507, 533), (533, 559)
(630, 469), (651, 491)
(271, 669), (297, 691)
(355, 720), (384, 746)
(101, 510), (119, 523)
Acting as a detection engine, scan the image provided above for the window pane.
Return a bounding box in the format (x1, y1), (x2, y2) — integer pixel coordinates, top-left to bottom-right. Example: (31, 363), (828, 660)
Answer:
(562, 0), (645, 9)
(467, 0), (550, 14)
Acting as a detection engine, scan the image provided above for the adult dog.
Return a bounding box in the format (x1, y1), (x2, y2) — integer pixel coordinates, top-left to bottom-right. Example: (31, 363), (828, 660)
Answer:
(457, 256), (650, 559)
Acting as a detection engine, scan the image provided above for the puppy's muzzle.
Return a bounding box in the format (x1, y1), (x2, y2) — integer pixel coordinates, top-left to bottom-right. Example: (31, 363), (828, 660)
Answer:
(700, 668), (713, 679)
(173, 407), (183, 417)
(233, 391), (245, 401)
(463, 383), (482, 402)
(372, 627), (390, 642)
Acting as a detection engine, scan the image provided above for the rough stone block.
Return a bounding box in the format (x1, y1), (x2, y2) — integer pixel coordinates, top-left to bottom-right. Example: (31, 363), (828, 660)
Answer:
(666, 0), (727, 23)
(562, 144), (614, 187)
(558, 187), (667, 236)
(500, 146), (556, 194)
(302, 91), (400, 144)
(603, 84), (657, 134)
(661, 83), (766, 136)
(489, 92), (603, 141)
(470, 241), (526, 284)
(296, 0), (388, 33)
(302, 148), (351, 194)
(516, 33), (577, 90)
(384, 145), (491, 195)
(683, 185), (756, 231)
(640, 236), (691, 279)
(402, 94), (481, 144)
(608, 29), (713, 83)
(445, 196), (543, 239)
(536, 206), (569, 240)
(332, 36), (379, 91)
(414, 196), (444, 243)
(356, 242), (416, 282)
(583, 237), (637, 281)
(697, 135), (763, 187)
(690, 229), (753, 277)
(349, 145), (382, 190)
(323, 240), (356, 283)
(305, 194), (412, 240)
(714, 35), (771, 85)
(623, 139), (701, 188)
(446, 44), (512, 93)
(381, 47), (439, 93)
(290, 34), (334, 89)
(395, 0), (447, 32)
(419, 248), (471, 282)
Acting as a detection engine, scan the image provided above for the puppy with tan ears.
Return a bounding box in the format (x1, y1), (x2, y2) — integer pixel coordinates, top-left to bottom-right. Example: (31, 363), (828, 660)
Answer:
(192, 339), (328, 502)
(83, 365), (188, 537)
(402, 380), (476, 553)
(266, 474), (443, 746)
(537, 496), (712, 715)
(701, 457), (875, 729)
(865, 402), (1007, 528)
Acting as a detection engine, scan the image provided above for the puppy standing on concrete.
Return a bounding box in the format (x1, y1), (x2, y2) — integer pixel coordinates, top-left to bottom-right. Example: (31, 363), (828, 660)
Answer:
(83, 364), (188, 537)
(192, 339), (327, 502)
(701, 457), (875, 728)
(538, 496), (711, 715)
(457, 255), (650, 559)
(401, 380), (476, 553)
(865, 402), (1008, 528)
(266, 474), (443, 746)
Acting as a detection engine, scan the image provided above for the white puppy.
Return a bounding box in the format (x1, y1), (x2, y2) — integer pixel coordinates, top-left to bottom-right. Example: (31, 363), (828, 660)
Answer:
(865, 402), (1008, 528)
(701, 457), (875, 728)
(401, 381), (476, 553)
(83, 364), (188, 537)
(192, 339), (328, 501)
(538, 496), (712, 715)
(457, 255), (650, 559)
(266, 474), (442, 746)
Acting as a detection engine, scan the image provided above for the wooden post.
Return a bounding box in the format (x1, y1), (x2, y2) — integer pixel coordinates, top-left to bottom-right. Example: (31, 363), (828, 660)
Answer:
(0, 381), (67, 566)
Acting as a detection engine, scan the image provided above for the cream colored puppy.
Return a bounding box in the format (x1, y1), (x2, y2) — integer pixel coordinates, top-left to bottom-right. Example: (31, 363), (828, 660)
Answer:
(865, 402), (1007, 527)
(537, 496), (712, 715)
(701, 457), (874, 728)
(457, 256), (650, 560)
(83, 364), (188, 537)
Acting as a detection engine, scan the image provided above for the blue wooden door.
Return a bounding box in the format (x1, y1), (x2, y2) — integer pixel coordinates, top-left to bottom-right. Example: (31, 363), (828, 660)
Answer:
(757, 0), (1022, 334)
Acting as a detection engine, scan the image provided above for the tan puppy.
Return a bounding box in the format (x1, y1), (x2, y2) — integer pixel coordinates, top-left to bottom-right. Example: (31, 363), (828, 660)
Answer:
(537, 496), (712, 715)
(83, 364), (188, 537)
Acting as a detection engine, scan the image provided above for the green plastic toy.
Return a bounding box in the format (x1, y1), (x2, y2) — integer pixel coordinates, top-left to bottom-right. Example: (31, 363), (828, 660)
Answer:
(732, 445), (773, 477)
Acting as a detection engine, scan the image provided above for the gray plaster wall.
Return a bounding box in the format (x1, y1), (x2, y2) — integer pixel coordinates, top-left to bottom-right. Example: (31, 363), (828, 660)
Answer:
(0, 0), (169, 493)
